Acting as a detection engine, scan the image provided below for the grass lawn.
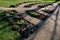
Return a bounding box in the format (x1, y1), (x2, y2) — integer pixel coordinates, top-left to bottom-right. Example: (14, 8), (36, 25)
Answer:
(0, 11), (25, 40)
(0, 0), (55, 7)
(0, 21), (21, 40)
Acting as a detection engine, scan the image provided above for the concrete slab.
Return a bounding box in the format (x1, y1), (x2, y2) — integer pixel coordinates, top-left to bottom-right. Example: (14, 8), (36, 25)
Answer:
(37, 11), (48, 16)
(27, 4), (59, 40)
(24, 15), (33, 22)
(30, 18), (41, 25)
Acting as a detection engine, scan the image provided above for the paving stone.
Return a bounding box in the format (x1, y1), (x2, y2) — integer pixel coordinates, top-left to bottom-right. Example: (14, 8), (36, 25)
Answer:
(33, 20), (55, 40)
(37, 11), (48, 16)
(51, 15), (56, 21)
(21, 13), (28, 17)
(30, 18), (41, 25)
(24, 15), (33, 22)
(24, 15), (41, 25)
(36, 3), (58, 15)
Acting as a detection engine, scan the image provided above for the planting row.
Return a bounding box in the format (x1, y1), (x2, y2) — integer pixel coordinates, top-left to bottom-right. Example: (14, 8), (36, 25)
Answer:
(9, 1), (52, 8)
(0, 4), (56, 38)
(26, 10), (49, 21)
(0, 10), (39, 38)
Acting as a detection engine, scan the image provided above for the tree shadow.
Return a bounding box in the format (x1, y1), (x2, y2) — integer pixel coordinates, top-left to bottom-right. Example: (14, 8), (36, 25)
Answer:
(50, 4), (60, 40)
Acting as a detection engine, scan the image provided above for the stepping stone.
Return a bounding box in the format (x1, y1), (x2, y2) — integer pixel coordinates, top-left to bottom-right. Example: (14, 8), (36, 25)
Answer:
(43, 3), (58, 11)
(24, 15), (41, 25)
(21, 13), (28, 17)
(51, 15), (56, 21)
(24, 15), (33, 22)
(37, 11), (48, 16)
(41, 3), (58, 11)
(36, 3), (57, 13)
(30, 18), (41, 25)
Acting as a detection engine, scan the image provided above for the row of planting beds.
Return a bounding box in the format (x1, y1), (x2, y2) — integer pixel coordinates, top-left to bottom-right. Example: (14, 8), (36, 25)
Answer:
(0, 10), (39, 38)
(24, 2), (53, 8)
(0, 2), (54, 39)
(26, 10), (49, 21)
(0, 7), (54, 39)
(5, 10), (30, 38)
(9, 1), (52, 8)
(0, 10), (49, 39)
(0, 10), (24, 40)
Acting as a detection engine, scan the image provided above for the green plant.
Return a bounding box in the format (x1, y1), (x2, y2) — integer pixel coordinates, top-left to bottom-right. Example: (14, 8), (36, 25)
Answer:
(0, 21), (21, 40)
(29, 12), (40, 17)
(24, 4), (34, 8)
(9, 11), (15, 16)
(38, 4), (45, 8)
(16, 20), (25, 25)
(9, 5), (16, 8)
(42, 10), (53, 13)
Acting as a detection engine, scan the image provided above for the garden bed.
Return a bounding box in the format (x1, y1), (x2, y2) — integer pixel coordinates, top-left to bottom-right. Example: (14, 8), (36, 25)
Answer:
(26, 10), (48, 21)
(24, 4), (34, 8)
(4, 10), (34, 38)
(0, 10), (25, 40)
(42, 10), (54, 13)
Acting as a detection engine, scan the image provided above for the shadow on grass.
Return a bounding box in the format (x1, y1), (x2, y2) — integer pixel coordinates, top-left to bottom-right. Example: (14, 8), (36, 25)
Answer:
(50, 5), (59, 40)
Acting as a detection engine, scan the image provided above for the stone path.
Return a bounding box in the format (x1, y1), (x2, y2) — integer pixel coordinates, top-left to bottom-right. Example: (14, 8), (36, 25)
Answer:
(27, 4), (60, 40)
(23, 2), (58, 25)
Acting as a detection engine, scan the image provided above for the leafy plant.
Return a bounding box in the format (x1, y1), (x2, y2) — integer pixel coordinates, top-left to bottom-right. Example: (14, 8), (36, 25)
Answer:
(24, 4), (34, 8)
(27, 11), (40, 17)
(42, 10), (53, 13)
(9, 5), (16, 8)
(16, 20), (25, 25)
(9, 11), (15, 16)
(6, 10), (17, 17)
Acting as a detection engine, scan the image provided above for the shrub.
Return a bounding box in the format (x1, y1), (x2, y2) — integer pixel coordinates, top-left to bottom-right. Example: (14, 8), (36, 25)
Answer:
(16, 20), (25, 25)
(42, 10), (53, 13)
(38, 5), (45, 8)
(6, 10), (17, 17)
(30, 12), (40, 17)
(24, 4), (34, 8)
(9, 5), (16, 8)
(26, 11), (40, 17)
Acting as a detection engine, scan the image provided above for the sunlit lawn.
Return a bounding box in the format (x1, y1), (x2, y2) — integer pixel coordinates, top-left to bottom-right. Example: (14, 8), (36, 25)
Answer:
(0, 0), (55, 7)
(0, 21), (21, 40)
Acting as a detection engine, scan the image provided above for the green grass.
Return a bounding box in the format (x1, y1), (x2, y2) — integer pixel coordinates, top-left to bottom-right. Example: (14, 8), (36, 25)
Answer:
(0, 0), (55, 7)
(0, 11), (25, 40)
(30, 12), (40, 17)
(0, 21), (23, 40)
